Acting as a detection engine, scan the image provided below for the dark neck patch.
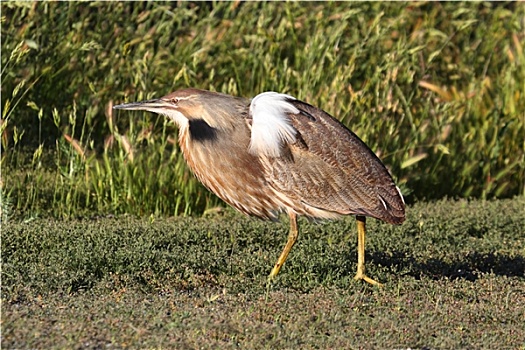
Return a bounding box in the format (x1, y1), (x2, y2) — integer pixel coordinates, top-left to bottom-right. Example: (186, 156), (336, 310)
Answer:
(189, 119), (217, 142)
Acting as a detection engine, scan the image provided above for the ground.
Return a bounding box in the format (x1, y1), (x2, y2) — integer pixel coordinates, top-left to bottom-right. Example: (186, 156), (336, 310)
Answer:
(2, 198), (524, 348)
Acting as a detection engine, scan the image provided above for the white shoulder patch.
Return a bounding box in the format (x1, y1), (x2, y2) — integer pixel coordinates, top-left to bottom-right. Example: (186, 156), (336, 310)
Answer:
(248, 92), (299, 157)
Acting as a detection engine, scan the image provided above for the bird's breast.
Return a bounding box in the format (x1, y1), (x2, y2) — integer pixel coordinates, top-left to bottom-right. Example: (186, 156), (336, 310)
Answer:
(179, 125), (282, 219)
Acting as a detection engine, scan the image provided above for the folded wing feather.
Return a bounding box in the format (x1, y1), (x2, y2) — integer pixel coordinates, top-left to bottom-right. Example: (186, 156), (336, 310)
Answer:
(248, 94), (405, 224)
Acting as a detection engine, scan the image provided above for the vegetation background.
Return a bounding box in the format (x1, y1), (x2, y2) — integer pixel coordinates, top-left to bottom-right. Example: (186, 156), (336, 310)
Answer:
(1, 1), (524, 349)
(2, 1), (524, 219)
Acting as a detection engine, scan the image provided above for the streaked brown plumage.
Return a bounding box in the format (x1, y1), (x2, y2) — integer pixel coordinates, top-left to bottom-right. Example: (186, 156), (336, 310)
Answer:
(114, 88), (405, 285)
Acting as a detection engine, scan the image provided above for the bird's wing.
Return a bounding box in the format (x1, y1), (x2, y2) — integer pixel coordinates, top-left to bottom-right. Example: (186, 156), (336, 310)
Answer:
(249, 94), (405, 224)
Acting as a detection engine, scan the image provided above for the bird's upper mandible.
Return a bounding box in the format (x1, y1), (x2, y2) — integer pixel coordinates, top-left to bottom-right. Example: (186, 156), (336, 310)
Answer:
(248, 92), (301, 158)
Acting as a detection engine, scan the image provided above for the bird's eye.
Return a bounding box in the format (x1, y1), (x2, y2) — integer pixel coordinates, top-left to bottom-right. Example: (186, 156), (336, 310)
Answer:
(171, 98), (179, 104)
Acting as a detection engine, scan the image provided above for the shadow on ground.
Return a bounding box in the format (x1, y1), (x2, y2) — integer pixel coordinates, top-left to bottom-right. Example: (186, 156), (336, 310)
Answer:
(368, 251), (525, 281)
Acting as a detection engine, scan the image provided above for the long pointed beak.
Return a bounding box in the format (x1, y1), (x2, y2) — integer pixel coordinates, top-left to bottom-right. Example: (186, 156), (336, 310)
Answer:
(113, 99), (171, 111)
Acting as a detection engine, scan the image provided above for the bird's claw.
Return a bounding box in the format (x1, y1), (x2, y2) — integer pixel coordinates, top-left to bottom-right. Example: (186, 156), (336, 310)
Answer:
(354, 271), (383, 287)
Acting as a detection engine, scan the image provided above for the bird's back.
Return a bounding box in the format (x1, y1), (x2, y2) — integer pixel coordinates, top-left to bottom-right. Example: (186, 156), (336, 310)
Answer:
(260, 99), (405, 225)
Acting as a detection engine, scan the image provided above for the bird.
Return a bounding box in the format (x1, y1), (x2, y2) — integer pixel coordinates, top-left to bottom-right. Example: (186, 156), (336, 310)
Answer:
(113, 88), (405, 286)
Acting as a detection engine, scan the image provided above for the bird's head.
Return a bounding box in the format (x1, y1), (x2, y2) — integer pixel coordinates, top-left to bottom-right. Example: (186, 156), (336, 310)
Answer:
(113, 88), (247, 131)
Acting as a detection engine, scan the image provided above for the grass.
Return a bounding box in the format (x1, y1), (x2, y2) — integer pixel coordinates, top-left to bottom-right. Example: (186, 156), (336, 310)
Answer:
(1, 3), (524, 347)
(1, 2), (524, 220)
(2, 198), (525, 348)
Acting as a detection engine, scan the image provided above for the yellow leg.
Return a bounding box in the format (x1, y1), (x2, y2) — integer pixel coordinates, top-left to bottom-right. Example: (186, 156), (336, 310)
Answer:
(353, 215), (383, 286)
(269, 211), (298, 280)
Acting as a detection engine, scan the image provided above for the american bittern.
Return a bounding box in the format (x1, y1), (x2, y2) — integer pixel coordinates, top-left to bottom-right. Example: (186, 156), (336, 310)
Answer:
(114, 89), (405, 285)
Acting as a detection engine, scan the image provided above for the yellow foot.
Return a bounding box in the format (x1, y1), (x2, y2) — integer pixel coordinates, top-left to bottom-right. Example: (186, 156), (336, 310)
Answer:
(266, 267), (278, 290)
(354, 271), (383, 286)
(268, 264), (282, 281)
(267, 273), (275, 285)
(265, 269), (280, 302)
